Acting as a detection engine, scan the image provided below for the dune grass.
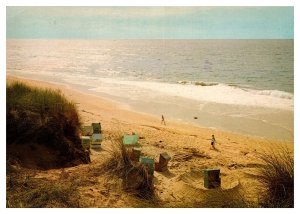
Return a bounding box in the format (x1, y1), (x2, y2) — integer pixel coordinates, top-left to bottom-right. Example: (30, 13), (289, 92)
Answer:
(7, 81), (80, 144)
(256, 146), (294, 208)
(6, 166), (81, 208)
(7, 181), (80, 208)
(101, 137), (156, 200)
(6, 81), (90, 169)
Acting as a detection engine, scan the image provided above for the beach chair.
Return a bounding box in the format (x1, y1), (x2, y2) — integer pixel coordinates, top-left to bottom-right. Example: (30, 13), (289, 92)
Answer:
(140, 156), (155, 175)
(130, 147), (142, 162)
(80, 136), (91, 150)
(92, 133), (103, 142)
(123, 133), (139, 146)
(155, 152), (171, 172)
(90, 133), (102, 149)
(92, 123), (102, 134)
(203, 169), (221, 189)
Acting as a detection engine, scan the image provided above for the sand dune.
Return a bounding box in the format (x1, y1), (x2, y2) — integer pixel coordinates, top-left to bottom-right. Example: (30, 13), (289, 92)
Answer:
(6, 75), (294, 207)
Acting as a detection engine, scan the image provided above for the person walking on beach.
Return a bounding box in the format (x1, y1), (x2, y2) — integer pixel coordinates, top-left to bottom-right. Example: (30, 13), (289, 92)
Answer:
(161, 114), (166, 125)
(211, 134), (216, 149)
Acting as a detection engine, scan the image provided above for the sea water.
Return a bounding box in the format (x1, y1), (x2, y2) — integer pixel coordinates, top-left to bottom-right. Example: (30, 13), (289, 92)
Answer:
(6, 39), (294, 141)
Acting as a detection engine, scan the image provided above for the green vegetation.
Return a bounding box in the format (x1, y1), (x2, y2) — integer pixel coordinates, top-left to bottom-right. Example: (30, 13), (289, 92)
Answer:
(7, 81), (90, 169)
(257, 147), (294, 208)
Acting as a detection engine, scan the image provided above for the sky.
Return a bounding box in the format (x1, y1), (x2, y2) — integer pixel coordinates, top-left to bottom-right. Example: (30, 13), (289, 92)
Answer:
(6, 6), (294, 39)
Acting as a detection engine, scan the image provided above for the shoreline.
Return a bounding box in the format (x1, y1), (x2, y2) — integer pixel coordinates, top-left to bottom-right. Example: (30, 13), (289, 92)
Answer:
(7, 74), (294, 142)
(7, 75), (293, 144)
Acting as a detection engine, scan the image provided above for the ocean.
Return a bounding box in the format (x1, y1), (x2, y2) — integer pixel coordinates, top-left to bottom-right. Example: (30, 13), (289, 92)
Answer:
(6, 39), (294, 141)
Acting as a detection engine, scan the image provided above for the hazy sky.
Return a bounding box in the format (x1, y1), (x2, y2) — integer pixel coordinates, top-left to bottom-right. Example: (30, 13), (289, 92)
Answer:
(7, 7), (294, 39)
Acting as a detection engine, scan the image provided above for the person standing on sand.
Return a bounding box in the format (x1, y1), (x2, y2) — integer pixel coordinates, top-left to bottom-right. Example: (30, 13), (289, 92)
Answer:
(161, 114), (166, 125)
(211, 134), (216, 149)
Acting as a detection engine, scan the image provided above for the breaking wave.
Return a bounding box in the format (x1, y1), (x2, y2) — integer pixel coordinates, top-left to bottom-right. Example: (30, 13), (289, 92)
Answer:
(254, 90), (293, 100)
(86, 78), (294, 111)
(177, 80), (218, 86)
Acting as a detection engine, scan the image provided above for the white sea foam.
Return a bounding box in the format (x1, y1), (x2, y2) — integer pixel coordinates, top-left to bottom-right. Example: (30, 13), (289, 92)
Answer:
(253, 90), (293, 99)
(11, 69), (293, 111)
(88, 78), (293, 110)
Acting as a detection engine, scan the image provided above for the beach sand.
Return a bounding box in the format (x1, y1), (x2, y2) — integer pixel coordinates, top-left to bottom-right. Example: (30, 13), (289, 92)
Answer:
(6, 75), (294, 207)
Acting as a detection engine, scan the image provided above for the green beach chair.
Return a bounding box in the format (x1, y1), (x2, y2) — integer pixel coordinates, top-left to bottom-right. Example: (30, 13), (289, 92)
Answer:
(122, 134), (139, 146)
(140, 156), (154, 175)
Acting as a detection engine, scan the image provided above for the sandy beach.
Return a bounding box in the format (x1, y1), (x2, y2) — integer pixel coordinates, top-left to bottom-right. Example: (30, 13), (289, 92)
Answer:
(6, 75), (294, 207)
(5, 6), (295, 208)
